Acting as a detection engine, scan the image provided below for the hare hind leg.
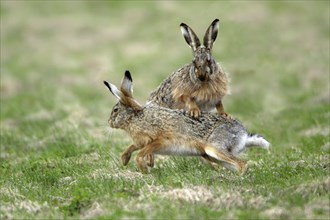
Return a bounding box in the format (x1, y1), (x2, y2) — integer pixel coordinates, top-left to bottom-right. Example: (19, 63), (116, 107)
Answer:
(204, 145), (248, 175)
(201, 155), (220, 170)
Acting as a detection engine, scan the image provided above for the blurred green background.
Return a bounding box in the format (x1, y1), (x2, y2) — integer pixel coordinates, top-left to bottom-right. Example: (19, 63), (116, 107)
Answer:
(1, 1), (329, 121)
(1, 1), (329, 219)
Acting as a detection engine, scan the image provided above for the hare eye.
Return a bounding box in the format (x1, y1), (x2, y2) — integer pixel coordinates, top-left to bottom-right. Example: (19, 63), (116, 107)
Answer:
(113, 107), (119, 113)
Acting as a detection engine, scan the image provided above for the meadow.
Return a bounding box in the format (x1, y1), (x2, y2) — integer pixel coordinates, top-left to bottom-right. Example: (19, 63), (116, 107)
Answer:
(0, 1), (329, 219)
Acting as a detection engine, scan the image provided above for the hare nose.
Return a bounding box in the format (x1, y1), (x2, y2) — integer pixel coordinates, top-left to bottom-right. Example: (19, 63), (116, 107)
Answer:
(199, 75), (206, 81)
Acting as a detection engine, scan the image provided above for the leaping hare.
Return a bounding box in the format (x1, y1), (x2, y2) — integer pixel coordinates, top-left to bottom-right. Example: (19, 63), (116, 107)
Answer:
(104, 71), (270, 174)
(148, 19), (230, 118)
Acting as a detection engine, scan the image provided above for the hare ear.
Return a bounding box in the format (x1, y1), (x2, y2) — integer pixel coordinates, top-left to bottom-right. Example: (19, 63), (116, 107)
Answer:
(180, 23), (201, 51)
(104, 80), (125, 101)
(120, 70), (133, 98)
(104, 72), (142, 110)
(203, 19), (220, 49)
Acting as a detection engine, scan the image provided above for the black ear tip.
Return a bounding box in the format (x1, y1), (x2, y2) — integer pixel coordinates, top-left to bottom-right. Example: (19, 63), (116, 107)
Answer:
(213, 19), (220, 26)
(103, 81), (111, 90)
(180, 23), (187, 27)
(124, 70), (132, 82)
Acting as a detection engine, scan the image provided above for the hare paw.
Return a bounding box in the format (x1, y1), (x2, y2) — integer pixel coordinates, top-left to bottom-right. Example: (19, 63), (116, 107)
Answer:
(189, 108), (201, 118)
(220, 112), (234, 120)
(238, 160), (249, 176)
(136, 156), (149, 174)
(121, 153), (131, 166)
(146, 154), (154, 168)
(138, 163), (149, 174)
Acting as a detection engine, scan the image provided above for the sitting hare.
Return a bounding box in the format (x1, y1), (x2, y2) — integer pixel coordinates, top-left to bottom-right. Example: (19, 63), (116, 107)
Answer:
(148, 19), (230, 118)
(104, 71), (270, 174)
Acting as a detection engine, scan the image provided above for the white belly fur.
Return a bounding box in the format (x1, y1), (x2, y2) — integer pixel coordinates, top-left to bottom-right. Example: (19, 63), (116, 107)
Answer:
(155, 144), (200, 156)
(196, 99), (220, 112)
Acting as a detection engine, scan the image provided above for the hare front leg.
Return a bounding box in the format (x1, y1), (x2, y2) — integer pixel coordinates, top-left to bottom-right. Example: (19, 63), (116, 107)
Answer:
(182, 95), (201, 118)
(216, 101), (232, 119)
(121, 144), (141, 166)
(135, 142), (162, 173)
(121, 144), (155, 167)
(145, 154), (155, 168)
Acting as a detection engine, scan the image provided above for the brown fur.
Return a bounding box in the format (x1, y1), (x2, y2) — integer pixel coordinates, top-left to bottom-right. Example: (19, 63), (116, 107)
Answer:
(104, 72), (250, 174)
(147, 19), (230, 118)
(172, 63), (229, 110)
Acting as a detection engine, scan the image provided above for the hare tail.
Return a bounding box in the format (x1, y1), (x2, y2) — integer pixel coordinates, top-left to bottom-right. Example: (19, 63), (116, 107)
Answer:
(246, 134), (270, 150)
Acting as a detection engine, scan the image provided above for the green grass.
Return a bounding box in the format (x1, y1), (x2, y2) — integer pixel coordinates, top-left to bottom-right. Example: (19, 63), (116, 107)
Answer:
(1, 1), (329, 219)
